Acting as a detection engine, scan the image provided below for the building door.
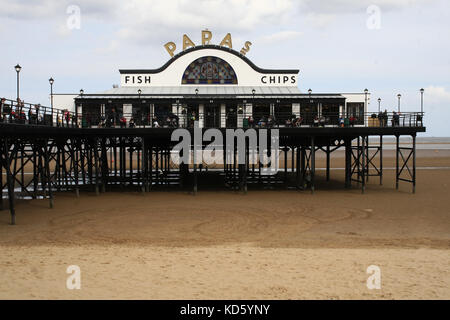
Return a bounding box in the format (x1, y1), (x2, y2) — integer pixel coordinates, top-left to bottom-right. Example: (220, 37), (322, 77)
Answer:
(253, 103), (270, 123)
(226, 105), (237, 127)
(204, 104), (220, 128)
(274, 102), (292, 125)
(185, 104), (199, 127)
(301, 102), (318, 126)
(346, 103), (364, 125)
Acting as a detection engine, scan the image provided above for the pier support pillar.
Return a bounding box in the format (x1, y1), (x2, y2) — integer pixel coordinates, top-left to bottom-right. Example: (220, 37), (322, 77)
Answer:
(44, 140), (54, 208)
(361, 135), (366, 194)
(311, 137), (315, 194)
(4, 139), (15, 224)
(326, 144), (330, 182)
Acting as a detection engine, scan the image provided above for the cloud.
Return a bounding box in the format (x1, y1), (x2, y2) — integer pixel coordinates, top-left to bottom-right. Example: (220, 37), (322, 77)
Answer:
(116, 0), (296, 43)
(423, 86), (450, 109)
(299, 0), (433, 14)
(258, 30), (303, 44)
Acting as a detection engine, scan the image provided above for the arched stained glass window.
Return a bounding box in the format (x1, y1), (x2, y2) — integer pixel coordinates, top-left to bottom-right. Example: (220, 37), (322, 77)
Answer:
(181, 56), (238, 84)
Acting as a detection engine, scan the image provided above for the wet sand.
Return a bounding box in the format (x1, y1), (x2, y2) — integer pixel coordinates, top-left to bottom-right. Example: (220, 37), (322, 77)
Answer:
(0, 155), (449, 299)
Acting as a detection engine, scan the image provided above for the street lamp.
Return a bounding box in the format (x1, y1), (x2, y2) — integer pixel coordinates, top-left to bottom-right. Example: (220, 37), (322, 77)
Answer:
(364, 88), (369, 112)
(138, 88), (142, 99)
(15, 64), (22, 101)
(397, 93), (401, 112)
(420, 88), (424, 114)
(377, 98), (381, 113)
(49, 77), (54, 115)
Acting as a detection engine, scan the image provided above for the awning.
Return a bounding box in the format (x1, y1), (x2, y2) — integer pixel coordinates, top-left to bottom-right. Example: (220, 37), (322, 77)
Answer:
(77, 86), (344, 100)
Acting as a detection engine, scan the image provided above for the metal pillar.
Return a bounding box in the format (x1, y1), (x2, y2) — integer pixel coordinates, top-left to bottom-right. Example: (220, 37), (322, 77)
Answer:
(44, 140), (54, 208)
(361, 135), (366, 194)
(345, 138), (352, 188)
(4, 139), (15, 224)
(396, 135), (399, 190)
(326, 144), (330, 181)
(311, 137), (315, 194)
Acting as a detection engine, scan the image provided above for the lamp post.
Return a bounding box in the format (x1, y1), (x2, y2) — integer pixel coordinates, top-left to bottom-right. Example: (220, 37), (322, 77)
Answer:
(15, 64), (22, 101)
(377, 98), (381, 113)
(308, 88), (312, 121)
(397, 93), (401, 112)
(49, 77), (54, 116)
(138, 88), (141, 100)
(420, 88), (424, 115)
(364, 88), (369, 114)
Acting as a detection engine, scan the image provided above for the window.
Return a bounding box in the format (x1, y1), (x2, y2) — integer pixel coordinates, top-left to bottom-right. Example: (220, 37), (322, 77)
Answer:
(181, 56), (238, 85)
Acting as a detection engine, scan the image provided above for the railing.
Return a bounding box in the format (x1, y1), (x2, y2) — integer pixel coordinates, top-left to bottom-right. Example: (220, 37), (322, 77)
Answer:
(1, 98), (424, 129)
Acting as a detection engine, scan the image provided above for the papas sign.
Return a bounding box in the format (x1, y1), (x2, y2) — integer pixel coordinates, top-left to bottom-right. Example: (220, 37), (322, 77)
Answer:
(164, 29), (252, 57)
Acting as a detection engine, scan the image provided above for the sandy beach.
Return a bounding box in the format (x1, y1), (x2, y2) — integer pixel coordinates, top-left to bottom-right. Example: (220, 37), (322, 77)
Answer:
(0, 152), (449, 299)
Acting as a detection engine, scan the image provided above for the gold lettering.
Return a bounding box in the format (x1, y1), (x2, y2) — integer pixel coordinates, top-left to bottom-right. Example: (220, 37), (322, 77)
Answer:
(164, 41), (176, 57)
(183, 34), (196, 50)
(219, 33), (232, 49)
(240, 41), (252, 55)
(202, 29), (212, 45)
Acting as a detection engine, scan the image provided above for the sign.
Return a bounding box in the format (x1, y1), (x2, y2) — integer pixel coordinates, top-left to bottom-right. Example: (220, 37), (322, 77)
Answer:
(164, 29), (252, 58)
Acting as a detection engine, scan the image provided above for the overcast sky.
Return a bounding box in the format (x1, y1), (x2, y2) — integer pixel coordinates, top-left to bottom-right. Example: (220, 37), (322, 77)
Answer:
(1, 0), (449, 136)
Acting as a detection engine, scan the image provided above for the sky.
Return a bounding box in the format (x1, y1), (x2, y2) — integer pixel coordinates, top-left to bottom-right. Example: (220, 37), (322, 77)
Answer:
(0, 0), (449, 136)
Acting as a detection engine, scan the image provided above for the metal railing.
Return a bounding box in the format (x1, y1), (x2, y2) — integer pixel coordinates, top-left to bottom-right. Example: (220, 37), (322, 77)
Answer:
(1, 98), (424, 129)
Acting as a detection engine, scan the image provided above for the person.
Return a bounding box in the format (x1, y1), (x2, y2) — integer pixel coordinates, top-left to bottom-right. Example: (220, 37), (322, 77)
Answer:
(339, 116), (345, 128)
(349, 116), (356, 127)
(170, 117), (178, 128)
(295, 116), (303, 127)
(35, 104), (41, 124)
(267, 115), (275, 128)
(190, 111), (196, 127)
(313, 116), (319, 127)
(129, 117), (135, 128)
(99, 115), (106, 128)
(0, 98), (6, 122)
(18, 101), (26, 124)
(64, 109), (71, 127)
(319, 116), (326, 127)
(285, 118), (292, 127)
(119, 116), (127, 128)
(29, 104), (37, 124)
(248, 116), (254, 128)
(153, 118), (160, 128)
(382, 109), (388, 127)
(392, 111), (400, 127)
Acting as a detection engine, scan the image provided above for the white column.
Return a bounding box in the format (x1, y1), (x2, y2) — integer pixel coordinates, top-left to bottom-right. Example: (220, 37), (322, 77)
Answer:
(245, 103), (252, 118)
(123, 103), (132, 121)
(199, 104), (204, 128)
(220, 103), (226, 127)
(237, 104), (243, 127)
(292, 103), (300, 117)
